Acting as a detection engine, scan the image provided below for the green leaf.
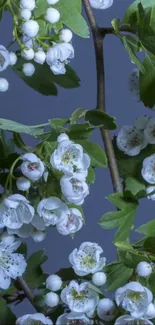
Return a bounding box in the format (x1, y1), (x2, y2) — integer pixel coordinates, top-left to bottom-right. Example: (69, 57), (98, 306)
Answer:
(115, 241), (134, 251)
(69, 123), (94, 140)
(149, 271), (155, 294)
(0, 299), (16, 323)
(104, 262), (133, 291)
(118, 249), (150, 268)
(136, 220), (155, 236)
(144, 236), (155, 254)
(121, 35), (145, 73)
(0, 118), (45, 136)
(139, 53), (155, 108)
(125, 177), (146, 197)
(56, 267), (78, 281)
(88, 283), (104, 296)
(49, 118), (69, 130)
(122, 0), (155, 24)
(137, 4), (155, 55)
(70, 108), (87, 124)
(76, 139), (107, 167)
(24, 250), (48, 288)
(111, 18), (120, 34)
(86, 166), (95, 184)
(85, 110), (116, 130)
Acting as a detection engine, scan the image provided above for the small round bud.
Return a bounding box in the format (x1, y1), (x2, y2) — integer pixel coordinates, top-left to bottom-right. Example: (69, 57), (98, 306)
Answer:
(145, 303), (155, 319)
(34, 50), (46, 64)
(22, 63), (35, 76)
(46, 0), (59, 4)
(20, 8), (32, 20)
(59, 29), (73, 43)
(57, 133), (69, 143)
(31, 230), (46, 242)
(20, 0), (36, 11)
(1, 232), (15, 245)
(22, 20), (39, 37)
(16, 177), (31, 191)
(44, 292), (59, 307)
(97, 298), (116, 321)
(21, 48), (34, 60)
(45, 8), (60, 24)
(46, 274), (62, 291)
(92, 272), (107, 287)
(0, 78), (9, 92)
(9, 52), (17, 65)
(136, 261), (152, 277)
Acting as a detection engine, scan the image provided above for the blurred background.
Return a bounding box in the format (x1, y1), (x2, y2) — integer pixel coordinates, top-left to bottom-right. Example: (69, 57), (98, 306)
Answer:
(1, 0), (155, 316)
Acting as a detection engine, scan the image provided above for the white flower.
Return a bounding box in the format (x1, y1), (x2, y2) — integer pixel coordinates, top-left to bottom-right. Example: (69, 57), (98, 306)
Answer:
(16, 177), (31, 191)
(23, 62), (35, 76)
(0, 232), (15, 245)
(34, 50), (46, 64)
(16, 313), (53, 325)
(144, 117), (155, 144)
(22, 35), (33, 48)
(116, 125), (148, 156)
(59, 29), (73, 43)
(0, 78), (9, 92)
(146, 186), (155, 200)
(92, 272), (107, 286)
(21, 48), (34, 60)
(46, 43), (74, 66)
(47, 0), (59, 4)
(45, 292), (59, 307)
(50, 139), (90, 176)
(50, 60), (66, 75)
(21, 153), (45, 181)
(114, 315), (154, 325)
(97, 298), (116, 321)
(141, 154), (155, 184)
(115, 281), (153, 318)
(57, 133), (69, 143)
(9, 52), (17, 65)
(45, 8), (60, 24)
(0, 194), (34, 229)
(60, 175), (89, 205)
(20, 8), (32, 20)
(128, 68), (140, 99)
(37, 197), (69, 226)
(0, 45), (10, 71)
(20, 0), (36, 11)
(136, 261), (152, 277)
(22, 20), (39, 37)
(46, 274), (62, 291)
(134, 116), (150, 131)
(61, 280), (99, 313)
(56, 208), (83, 235)
(145, 303), (155, 319)
(56, 312), (93, 325)
(69, 242), (106, 276)
(0, 239), (27, 289)
(89, 0), (113, 9)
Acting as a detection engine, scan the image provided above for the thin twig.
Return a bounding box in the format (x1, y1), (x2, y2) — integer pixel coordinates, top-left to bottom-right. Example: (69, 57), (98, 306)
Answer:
(17, 277), (34, 303)
(100, 25), (136, 37)
(82, 0), (123, 193)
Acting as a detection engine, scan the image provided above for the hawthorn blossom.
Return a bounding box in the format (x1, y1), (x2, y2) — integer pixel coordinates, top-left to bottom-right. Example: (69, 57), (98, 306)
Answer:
(116, 125), (148, 156)
(97, 298), (116, 321)
(56, 312), (93, 325)
(16, 313), (53, 325)
(0, 194), (34, 229)
(141, 154), (155, 184)
(21, 153), (45, 181)
(37, 197), (69, 226)
(114, 315), (154, 325)
(89, 0), (113, 9)
(56, 208), (83, 235)
(0, 239), (27, 289)
(0, 45), (10, 71)
(146, 186), (155, 200)
(60, 175), (89, 205)
(134, 116), (150, 131)
(69, 242), (106, 276)
(115, 282), (153, 318)
(61, 280), (99, 313)
(144, 117), (155, 144)
(46, 43), (74, 75)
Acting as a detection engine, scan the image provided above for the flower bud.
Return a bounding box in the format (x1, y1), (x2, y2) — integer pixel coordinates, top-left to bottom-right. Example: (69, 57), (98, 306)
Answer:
(45, 8), (60, 24)
(0, 78), (9, 92)
(59, 29), (73, 43)
(57, 133), (69, 143)
(46, 274), (62, 291)
(92, 272), (107, 286)
(16, 177), (31, 191)
(21, 48), (34, 60)
(22, 20), (39, 37)
(145, 303), (155, 319)
(46, 0), (59, 4)
(22, 63), (35, 76)
(9, 52), (17, 65)
(31, 230), (46, 242)
(34, 50), (46, 64)
(20, 0), (36, 11)
(20, 8), (32, 20)
(136, 261), (152, 277)
(1, 232), (15, 245)
(44, 292), (59, 307)
(97, 298), (116, 321)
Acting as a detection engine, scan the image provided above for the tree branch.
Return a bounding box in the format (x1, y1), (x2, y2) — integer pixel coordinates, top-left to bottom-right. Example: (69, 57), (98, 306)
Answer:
(100, 25), (136, 37)
(82, 0), (122, 192)
(17, 277), (34, 303)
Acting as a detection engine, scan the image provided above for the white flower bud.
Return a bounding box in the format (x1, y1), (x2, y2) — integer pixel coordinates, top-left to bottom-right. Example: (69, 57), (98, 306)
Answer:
(9, 52), (17, 65)
(89, 0), (113, 9)
(45, 292), (59, 307)
(46, 275), (62, 291)
(57, 133), (69, 143)
(22, 62), (35, 76)
(45, 8), (60, 24)
(0, 78), (9, 92)
(145, 303), (155, 319)
(20, 8), (32, 20)
(92, 272), (107, 286)
(136, 261), (152, 277)
(21, 48), (34, 60)
(1, 232), (15, 245)
(22, 20), (39, 37)
(97, 298), (116, 321)
(20, 0), (36, 11)
(46, 0), (59, 4)
(59, 29), (73, 43)
(16, 177), (31, 191)
(31, 230), (46, 242)
(34, 50), (46, 64)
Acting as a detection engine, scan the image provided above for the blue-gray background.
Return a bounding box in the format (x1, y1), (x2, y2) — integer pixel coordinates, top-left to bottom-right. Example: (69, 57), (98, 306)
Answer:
(1, 0), (155, 317)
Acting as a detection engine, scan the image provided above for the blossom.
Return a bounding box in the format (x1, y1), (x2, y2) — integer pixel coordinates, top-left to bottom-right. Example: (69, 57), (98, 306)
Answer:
(128, 68), (140, 99)
(146, 186), (155, 200)
(50, 61), (66, 75)
(21, 153), (45, 181)
(136, 261), (152, 277)
(45, 292), (59, 307)
(46, 43), (74, 74)
(50, 138), (90, 176)
(0, 78), (9, 92)
(22, 20), (39, 37)
(92, 272), (107, 286)
(37, 197), (69, 226)
(57, 133), (69, 143)
(45, 8), (60, 24)
(16, 313), (53, 325)
(0, 239), (27, 289)
(114, 315), (154, 325)
(60, 175), (89, 205)
(56, 208), (83, 235)
(61, 280), (99, 313)
(97, 298), (116, 321)
(116, 125), (148, 156)
(69, 242), (106, 276)
(134, 116), (150, 131)
(144, 117), (155, 144)
(59, 29), (73, 43)
(22, 62), (35, 76)
(115, 281), (153, 318)
(34, 50), (46, 64)
(0, 194), (34, 229)
(141, 154), (155, 184)
(56, 312), (93, 325)
(0, 45), (10, 72)
(46, 274), (62, 291)
(89, 0), (113, 9)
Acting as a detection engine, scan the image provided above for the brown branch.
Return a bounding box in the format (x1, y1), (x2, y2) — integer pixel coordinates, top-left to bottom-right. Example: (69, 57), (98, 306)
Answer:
(17, 277), (34, 303)
(100, 25), (136, 37)
(82, 0), (123, 192)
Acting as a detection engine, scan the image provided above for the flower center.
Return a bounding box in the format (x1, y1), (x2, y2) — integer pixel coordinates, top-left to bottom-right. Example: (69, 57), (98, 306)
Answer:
(81, 255), (96, 268)
(66, 321), (87, 325)
(0, 53), (5, 68)
(151, 127), (155, 137)
(129, 135), (141, 147)
(71, 289), (87, 301)
(26, 319), (44, 325)
(62, 147), (80, 164)
(71, 178), (83, 193)
(129, 321), (147, 325)
(28, 162), (39, 171)
(127, 291), (144, 302)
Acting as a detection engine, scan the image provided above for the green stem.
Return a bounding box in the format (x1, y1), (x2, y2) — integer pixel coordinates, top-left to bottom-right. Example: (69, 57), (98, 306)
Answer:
(4, 156), (21, 192)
